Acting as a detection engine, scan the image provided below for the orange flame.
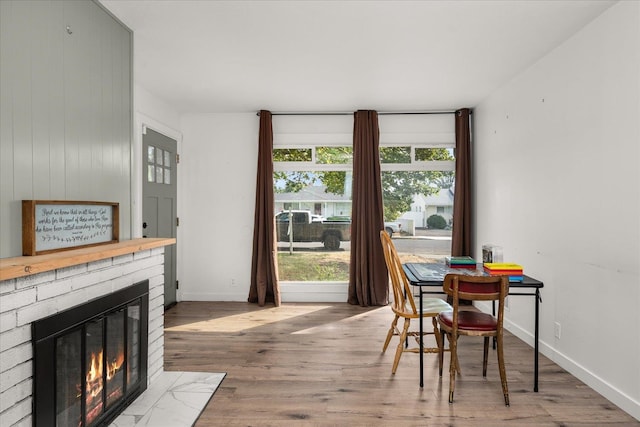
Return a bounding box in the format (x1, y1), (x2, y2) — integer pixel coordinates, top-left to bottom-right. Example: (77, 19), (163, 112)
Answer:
(86, 351), (104, 398)
(107, 351), (125, 380)
(84, 348), (125, 425)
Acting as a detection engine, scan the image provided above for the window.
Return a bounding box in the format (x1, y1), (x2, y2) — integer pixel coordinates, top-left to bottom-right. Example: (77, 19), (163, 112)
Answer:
(380, 147), (455, 263)
(274, 144), (353, 282)
(272, 114), (456, 287)
(378, 114), (456, 264)
(147, 145), (171, 184)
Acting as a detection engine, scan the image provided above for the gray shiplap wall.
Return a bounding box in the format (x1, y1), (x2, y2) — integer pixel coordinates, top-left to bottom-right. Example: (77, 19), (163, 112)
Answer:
(0, 0), (132, 258)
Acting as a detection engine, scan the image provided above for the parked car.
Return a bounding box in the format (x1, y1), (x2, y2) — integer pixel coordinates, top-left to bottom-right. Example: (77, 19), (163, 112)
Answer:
(384, 221), (402, 237)
(275, 210), (351, 250)
(324, 216), (400, 237)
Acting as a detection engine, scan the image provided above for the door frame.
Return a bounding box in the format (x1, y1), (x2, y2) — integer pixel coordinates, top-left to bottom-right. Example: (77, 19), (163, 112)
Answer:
(132, 112), (182, 298)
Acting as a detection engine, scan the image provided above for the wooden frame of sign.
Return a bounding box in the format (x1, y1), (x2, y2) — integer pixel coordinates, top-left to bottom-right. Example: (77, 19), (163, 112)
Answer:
(22, 200), (119, 256)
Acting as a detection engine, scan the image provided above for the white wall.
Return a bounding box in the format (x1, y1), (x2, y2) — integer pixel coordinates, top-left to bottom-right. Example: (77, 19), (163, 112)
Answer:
(178, 113), (259, 301)
(135, 84), (181, 133)
(473, 1), (639, 419)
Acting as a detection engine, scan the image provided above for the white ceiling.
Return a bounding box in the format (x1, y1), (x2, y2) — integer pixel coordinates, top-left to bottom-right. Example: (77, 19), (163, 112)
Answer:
(100, 0), (616, 115)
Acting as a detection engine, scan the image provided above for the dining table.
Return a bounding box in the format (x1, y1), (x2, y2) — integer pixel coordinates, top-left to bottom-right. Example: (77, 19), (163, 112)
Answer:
(403, 262), (544, 391)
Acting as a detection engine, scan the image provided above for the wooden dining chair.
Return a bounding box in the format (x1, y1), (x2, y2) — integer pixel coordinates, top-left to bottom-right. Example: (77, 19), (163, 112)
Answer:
(438, 273), (510, 405)
(379, 231), (452, 375)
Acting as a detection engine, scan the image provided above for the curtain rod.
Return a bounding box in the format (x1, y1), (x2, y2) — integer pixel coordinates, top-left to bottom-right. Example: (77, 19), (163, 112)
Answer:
(256, 110), (470, 116)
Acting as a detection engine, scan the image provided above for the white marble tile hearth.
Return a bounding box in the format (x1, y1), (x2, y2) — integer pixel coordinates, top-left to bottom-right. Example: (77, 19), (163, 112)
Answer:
(111, 371), (225, 427)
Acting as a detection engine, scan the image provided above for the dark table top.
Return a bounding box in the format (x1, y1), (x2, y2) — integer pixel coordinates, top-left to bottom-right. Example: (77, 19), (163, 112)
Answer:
(403, 262), (544, 288)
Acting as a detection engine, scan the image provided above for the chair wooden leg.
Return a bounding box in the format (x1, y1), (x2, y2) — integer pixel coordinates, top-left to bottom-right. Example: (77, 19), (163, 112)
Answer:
(436, 329), (445, 377)
(382, 314), (399, 353)
(448, 332), (457, 404)
(496, 333), (510, 406)
(391, 318), (411, 374)
(440, 331), (452, 378)
(451, 335), (461, 375)
(483, 336), (489, 377)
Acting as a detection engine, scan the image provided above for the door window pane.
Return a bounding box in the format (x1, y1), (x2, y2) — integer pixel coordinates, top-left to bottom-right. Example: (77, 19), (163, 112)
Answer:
(147, 145), (172, 185)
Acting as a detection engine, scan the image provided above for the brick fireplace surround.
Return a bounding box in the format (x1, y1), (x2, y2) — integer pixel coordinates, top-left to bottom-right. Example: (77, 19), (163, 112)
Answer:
(0, 238), (175, 426)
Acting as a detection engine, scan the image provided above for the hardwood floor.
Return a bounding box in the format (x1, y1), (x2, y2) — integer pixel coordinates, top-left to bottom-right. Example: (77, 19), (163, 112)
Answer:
(164, 301), (638, 426)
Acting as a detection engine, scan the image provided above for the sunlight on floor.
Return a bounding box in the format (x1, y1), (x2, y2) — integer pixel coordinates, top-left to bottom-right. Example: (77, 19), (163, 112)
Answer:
(292, 306), (388, 334)
(165, 305), (332, 333)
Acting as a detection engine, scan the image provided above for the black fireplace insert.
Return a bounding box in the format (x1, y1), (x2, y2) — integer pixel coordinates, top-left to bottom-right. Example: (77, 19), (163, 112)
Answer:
(32, 280), (149, 427)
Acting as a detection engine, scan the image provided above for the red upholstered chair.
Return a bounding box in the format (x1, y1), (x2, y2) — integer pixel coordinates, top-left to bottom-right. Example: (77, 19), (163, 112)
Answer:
(437, 273), (510, 406)
(379, 231), (452, 375)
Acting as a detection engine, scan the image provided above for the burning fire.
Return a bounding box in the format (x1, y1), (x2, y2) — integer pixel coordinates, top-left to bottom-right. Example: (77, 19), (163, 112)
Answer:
(107, 351), (125, 381)
(86, 350), (125, 388)
(86, 351), (103, 397)
(84, 349), (125, 425)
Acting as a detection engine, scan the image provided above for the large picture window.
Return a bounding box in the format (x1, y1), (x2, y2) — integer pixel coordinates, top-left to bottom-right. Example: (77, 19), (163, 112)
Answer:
(272, 114), (456, 287)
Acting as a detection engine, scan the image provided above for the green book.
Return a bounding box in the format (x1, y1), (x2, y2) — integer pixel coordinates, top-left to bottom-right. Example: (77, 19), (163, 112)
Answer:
(446, 256), (477, 266)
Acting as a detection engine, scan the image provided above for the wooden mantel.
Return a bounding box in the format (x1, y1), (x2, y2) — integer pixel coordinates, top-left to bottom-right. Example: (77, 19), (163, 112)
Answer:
(0, 238), (176, 281)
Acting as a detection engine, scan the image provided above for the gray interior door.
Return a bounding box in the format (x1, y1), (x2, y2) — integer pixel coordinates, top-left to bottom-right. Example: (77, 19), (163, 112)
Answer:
(142, 128), (178, 309)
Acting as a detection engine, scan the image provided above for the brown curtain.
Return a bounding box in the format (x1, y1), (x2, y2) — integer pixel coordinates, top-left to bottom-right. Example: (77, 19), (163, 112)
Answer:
(451, 108), (473, 257)
(348, 110), (389, 306)
(248, 110), (281, 306)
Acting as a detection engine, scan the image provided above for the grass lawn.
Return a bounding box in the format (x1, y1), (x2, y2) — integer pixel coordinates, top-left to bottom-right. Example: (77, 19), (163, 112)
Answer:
(277, 251), (350, 281)
(276, 248), (438, 282)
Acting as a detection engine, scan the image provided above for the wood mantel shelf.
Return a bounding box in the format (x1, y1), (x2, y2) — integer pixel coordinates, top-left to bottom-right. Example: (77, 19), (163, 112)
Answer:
(0, 238), (176, 281)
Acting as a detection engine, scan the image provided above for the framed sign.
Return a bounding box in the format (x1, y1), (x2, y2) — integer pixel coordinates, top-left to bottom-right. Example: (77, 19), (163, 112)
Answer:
(22, 200), (119, 255)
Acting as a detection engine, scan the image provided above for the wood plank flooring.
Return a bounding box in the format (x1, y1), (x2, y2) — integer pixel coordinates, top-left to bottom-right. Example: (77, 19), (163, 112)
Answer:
(164, 301), (638, 426)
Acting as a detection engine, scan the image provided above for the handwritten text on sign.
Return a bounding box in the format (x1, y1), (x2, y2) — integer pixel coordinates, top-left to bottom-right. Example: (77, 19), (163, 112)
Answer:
(35, 204), (114, 251)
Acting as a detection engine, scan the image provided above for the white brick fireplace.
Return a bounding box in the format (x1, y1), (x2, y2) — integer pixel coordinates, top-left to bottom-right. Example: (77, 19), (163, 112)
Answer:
(0, 244), (168, 426)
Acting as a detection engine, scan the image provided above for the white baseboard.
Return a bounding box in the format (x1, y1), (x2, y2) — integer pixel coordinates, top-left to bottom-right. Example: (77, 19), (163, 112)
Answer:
(279, 282), (349, 302)
(178, 291), (248, 301)
(475, 301), (640, 421)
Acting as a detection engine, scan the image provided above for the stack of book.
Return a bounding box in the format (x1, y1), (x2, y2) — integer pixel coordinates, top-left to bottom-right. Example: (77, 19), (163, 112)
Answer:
(483, 263), (524, 282)
(445, 256), (477, 269)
